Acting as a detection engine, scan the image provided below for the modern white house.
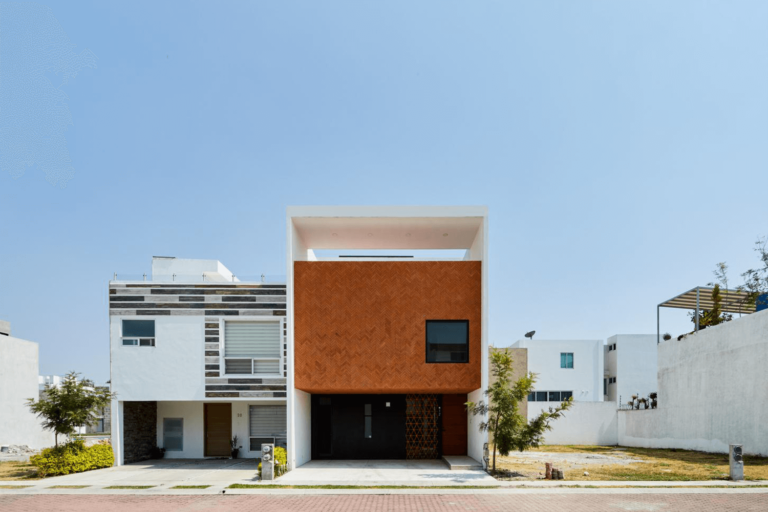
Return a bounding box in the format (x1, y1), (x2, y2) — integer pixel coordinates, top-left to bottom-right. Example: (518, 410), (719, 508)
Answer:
(504, 335), (659, 446)
(511, 338), (605, 406)
(109, 257), (287, 465)
(0, 321), (54, 449)
(604, 334), (658, 404)
(286, 206), (490, 470)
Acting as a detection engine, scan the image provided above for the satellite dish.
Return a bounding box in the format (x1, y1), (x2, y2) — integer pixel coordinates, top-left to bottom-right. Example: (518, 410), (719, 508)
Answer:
(525, 330), (535, 340)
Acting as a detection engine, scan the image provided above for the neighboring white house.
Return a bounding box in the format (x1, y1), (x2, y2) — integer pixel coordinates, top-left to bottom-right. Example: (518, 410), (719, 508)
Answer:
(511, 338), (605, 406)
(110, 257), (287, 465)
(39, 375), (64, 391)
(0, 322), (54, 449)
(604, 334), (658, 404)
(507, 335), (657, 447)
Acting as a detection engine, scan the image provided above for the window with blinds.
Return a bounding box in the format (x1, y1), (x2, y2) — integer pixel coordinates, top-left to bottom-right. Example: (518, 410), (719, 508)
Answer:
(224, 321), (281, 375)
(249, 405), (287, 451)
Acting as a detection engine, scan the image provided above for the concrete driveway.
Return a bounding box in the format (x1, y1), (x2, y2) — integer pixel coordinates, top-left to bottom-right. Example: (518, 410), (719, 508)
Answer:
(3, 458), (496, 489)
(38, 458), (260, 488)
(278, 460), (498, 486)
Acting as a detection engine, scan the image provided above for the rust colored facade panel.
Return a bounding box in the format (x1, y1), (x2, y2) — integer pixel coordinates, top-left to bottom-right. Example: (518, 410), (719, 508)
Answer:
(294, 261), (481, 394)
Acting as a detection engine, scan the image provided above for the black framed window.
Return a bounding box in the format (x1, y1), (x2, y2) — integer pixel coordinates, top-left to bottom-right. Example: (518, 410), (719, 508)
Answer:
(536, 391), (547, 402)
(426, 320), (469, 363)
(122, 320), (155, 347)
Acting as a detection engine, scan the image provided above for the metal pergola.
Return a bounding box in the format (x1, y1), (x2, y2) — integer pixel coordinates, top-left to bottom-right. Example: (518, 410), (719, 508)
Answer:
(657, 286), (756, 343)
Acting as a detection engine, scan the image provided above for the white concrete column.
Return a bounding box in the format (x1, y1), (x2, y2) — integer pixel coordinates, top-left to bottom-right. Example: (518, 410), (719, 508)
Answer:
(111, 399), (124, 466)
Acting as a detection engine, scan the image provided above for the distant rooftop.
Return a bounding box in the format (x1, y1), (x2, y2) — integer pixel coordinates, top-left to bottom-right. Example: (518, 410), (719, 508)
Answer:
(111, 257), (285, 284)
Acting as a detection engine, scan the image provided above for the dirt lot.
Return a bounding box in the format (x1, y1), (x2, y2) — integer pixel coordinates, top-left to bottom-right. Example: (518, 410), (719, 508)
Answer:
(494, 445), (768, 481)
(0, 461), (39, 481)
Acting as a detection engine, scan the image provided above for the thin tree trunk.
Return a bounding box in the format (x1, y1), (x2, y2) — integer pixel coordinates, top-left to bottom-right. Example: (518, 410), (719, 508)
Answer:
(492, 413), (500, 473)
(55, 432), (58, 448)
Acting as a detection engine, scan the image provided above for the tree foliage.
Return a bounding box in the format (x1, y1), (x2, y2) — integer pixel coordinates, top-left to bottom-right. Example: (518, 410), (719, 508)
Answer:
(467, 350), (572, 474)
(26, 372), (115, 447)
(690, 283), (733, 329)
(740, 236), (768, 306)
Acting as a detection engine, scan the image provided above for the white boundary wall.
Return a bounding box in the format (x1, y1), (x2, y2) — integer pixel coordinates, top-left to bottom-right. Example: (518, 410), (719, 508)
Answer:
(0, 336), (54, 449)
(530, 401), (618, 446)
(619, 310), (768, 456)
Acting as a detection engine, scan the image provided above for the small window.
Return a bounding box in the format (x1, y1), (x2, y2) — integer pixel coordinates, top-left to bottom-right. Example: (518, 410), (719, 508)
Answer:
(163, 418), (183, 451)
(536, 391), (547, 402)
(527, 392), (535, 402)
(548, 391), (561, 402)
(561, 391), (573, 400)
(560, 352), (574, 369)
(426, 320), (469, 363)
(123, 320), (155, 347)
(364, 404), (372, 438)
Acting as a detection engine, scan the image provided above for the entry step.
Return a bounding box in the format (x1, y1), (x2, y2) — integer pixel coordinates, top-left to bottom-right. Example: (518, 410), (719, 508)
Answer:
(442, 455), (484, 471)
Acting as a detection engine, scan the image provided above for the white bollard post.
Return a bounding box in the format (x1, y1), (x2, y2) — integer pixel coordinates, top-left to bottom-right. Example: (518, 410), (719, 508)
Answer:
(729, 444), (744, 481)
(261, 443), (275, 481)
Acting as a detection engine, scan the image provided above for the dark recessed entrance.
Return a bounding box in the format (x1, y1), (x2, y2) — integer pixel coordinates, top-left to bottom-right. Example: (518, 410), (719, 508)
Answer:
(311, 394), (407, 460)
(311, 394), (468, 460)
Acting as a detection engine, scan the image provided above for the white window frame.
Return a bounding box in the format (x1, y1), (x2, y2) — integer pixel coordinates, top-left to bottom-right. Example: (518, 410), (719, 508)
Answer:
(221, 317), (283, 378)
(121, 319), (156, 348)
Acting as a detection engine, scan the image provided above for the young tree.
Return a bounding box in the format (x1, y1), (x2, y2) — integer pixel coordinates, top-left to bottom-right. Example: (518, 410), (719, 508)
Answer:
(26, 372), (115, 447)
(690, 284), (733, 329)
(740, 236), (768, 307)
(467, 350), (573, 474)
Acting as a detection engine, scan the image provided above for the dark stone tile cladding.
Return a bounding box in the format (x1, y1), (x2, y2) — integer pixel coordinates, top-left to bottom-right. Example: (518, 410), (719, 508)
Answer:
(123, 401), (157, 464)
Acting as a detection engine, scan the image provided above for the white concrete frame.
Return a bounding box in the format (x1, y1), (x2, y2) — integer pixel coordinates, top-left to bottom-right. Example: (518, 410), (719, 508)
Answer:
(286, 206), (489, 470)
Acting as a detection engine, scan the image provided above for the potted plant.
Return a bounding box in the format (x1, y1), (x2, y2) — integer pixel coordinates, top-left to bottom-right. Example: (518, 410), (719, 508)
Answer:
(230, 435), (241, 459)
(150, 446), (165, 459)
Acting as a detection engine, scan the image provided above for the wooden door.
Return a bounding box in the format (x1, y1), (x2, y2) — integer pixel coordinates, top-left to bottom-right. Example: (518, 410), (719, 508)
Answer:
(204, 403), (231, 457)
(441, 394), (468, 456)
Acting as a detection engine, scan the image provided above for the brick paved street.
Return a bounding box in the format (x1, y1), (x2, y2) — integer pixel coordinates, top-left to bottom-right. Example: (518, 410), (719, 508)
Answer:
(1, 492), (767, 511)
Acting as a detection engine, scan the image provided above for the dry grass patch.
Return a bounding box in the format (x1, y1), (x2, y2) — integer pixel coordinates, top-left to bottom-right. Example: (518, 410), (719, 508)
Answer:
(0, 461), (39, 481)
(48, 485), (91, 489)
(495, 445), (768, 481)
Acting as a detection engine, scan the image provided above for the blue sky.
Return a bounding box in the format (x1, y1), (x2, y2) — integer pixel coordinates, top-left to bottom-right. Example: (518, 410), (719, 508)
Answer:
(1, 1), (766, 384)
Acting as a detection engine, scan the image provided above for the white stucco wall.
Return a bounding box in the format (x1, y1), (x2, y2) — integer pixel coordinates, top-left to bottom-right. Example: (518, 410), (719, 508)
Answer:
(156, 400), (287, 459)
(467, 387), (486, 464)
(528, 401), (618, 446)
(618, 310), (768, 456)
(0, 336), (54, 449)
(611, 335), (658, 406)
(512, 339), (604, 402)
(293, 389), (311, 468)
(110, 316), (206, 401)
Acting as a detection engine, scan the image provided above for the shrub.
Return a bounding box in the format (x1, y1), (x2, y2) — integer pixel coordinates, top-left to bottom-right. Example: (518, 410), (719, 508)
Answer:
(30, 440), (114, 477)
(258, 446), (288, 477)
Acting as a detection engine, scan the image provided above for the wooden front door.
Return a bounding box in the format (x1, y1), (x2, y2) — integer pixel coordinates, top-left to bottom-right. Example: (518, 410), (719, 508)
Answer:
(441, 394), (468, 456)
(204, 403), (231, 457)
